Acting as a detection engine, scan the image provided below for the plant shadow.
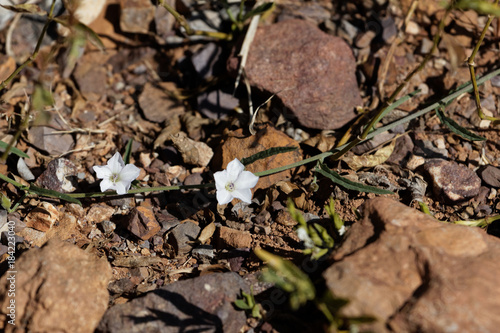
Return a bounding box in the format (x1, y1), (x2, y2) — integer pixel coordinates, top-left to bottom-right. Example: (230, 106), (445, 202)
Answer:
(127, 289), (223, 333)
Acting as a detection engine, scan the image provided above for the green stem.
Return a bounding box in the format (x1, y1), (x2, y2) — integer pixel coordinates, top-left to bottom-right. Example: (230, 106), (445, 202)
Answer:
(257, 66), (500, 177)
(0, 173), (27, 189)
(454, 214), (500, 228)
(158, 0), (232, 40)
(467, 0), (500, 122)
(0, 0), (57, 91)
(0, 0), (58, 161)
(66, 183), (215, 199)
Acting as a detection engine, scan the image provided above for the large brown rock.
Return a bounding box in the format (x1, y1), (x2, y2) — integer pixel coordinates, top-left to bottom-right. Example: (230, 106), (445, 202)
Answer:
(0, 240), (111, 332)
(97, 272), (248, 333)
(324, 197), (500, 333)
(231, 19), (361, 130)
(215, 126), (301, 191)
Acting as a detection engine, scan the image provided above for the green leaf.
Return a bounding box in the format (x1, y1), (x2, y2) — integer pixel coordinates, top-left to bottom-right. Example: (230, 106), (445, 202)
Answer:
(234, 299), (252, 310)
(241, 146), (298, 166)
(242, 2), (275, 21)
(0, 141), (29, 158)
(435, 106), (486, 141)
(123, 139), (134, 164)
(287, 198), (307, 227)
(369, 89), (421, 130)
(255, 248), (316, 310)
(1, 193), (11, 210)
(0, 3), (47, 15)
(75, 22), (105, 52)
(32, 84), (54, 112)
(315, 162), (393, 195)
(325, 198), (344, 231)
(28, 184), (82, 205)
(333, 67), (500, 154)
(455, 0), (500, 16)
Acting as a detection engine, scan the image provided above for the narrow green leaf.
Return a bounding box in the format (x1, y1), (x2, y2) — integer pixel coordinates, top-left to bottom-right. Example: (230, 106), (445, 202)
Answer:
(123, 139), (133, 164)
(333, 67), (500, 153)
(255, 248), (316, 310)
(370, 89), (421, 130)
(234, 299), (252, 310)
(28, 185), (82, 205)
(0, 141), (29, 158)
(1, 193), (11, 210)
(435, 106), (486, 141)
(315, 162), (393, 195)
(76, 22), (105, 52)
(455, 0), (500, 16)
(241, 146), (298, 166)
(1, 3), (47, 15)
(32, 84), (54, 112)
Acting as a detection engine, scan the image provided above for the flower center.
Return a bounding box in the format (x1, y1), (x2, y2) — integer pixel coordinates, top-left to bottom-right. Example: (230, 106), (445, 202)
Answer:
(110, 173), (120, 183)
(225, 182), (235, 192)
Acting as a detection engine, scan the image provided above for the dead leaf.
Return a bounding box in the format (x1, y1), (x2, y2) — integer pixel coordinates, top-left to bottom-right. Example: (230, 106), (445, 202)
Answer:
(170, 131), (213, 167)
(342, 140), (396, 171)
(198, 222), (215, 244)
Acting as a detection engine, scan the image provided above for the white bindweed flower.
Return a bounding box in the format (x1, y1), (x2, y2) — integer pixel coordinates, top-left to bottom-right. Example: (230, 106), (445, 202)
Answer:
(296, 227), (314, 249)
(337, 225), (346, 236)
(214, 158), (259, 205)
(93, 152), (140, 195)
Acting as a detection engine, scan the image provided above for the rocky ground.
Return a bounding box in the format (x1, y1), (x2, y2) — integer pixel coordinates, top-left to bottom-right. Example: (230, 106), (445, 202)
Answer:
(0, 0), (500, 332)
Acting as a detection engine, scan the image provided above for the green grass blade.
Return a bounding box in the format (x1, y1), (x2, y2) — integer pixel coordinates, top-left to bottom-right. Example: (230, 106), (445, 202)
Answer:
(349, 67), (500, 147)
(241, 146), (298, 166)
(436, 106), (486, 141)
(0, 141), (29, 158)
(29, 184), (82, 205)
(315, 162), (393, 195)
(369, 89), (421, 130)
(123, 139), (134, 164)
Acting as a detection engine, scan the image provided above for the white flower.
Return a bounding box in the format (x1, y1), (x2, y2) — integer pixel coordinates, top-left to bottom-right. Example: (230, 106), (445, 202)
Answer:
(337, 225), (346, 236)
(296, 227), (314, 249)
(213, 158), (259, 205)
(93, 152), (140, 195)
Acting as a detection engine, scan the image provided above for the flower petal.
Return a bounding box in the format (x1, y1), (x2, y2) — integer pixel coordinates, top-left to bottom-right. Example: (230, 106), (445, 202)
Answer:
(99, 178), (113, 192)
(113, 181), (127, 195)
(216, 189), (233, 205)
(231, 188), (253, 204)
(226, 158), (244, 181)
(93, 165), (112, 179)
(120, 164), (141, 182)
(107, 152), (125, 174)
(234, 171), (259, 190)
(213, 170), (229, 190)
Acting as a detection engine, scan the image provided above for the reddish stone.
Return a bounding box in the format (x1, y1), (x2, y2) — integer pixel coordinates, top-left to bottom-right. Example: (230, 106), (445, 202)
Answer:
(229, 19), (362, 130)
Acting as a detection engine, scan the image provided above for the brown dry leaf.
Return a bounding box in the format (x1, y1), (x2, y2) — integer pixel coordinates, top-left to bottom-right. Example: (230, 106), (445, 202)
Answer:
(198, 222), (215, 244)
(181, 112), (212, 141)
(303, 132), (337, 152)
(275, 180), (307, 210)
(153, 115), (181, 149)
(112, 255), (166, 268)
(170, 131), (214, 167)
(342, 140), (396, 171)
(441, 33), (466, 71)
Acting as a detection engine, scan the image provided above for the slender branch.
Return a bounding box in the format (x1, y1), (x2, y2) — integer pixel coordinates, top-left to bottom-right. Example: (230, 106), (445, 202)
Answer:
(0, 0), (58, 91)
(330, 4), (453, 162)
(158, 0), (232, 40)
(0, 173), (27, 189)
(66, 183), (215, 199)
(0, 0), (58, 161)
(467, 0), (500, 122)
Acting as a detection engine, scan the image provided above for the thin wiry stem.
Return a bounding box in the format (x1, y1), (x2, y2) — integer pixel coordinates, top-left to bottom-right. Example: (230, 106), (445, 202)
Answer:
(467, 0), (500, 123)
